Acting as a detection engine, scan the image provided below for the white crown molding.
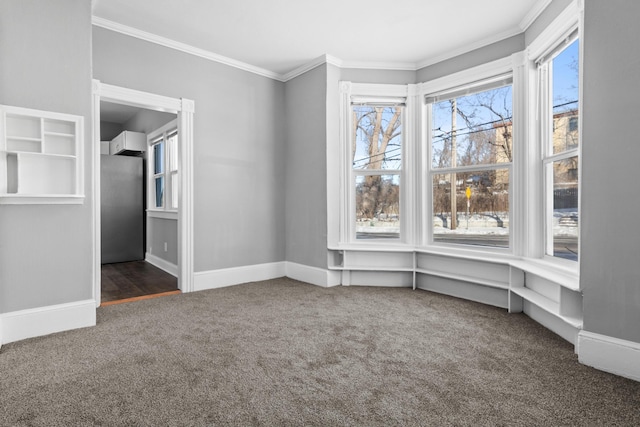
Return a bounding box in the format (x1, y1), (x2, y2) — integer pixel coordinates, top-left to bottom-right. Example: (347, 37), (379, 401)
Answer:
(339, 59), (417, 72)
(416, 26), (522, 71)
(283, 54), (417, 82)
(94, 1), (554, 83)
(92, 16), (283, 82)
(282, 54), (335, 82)
(519, 0), (554, 31)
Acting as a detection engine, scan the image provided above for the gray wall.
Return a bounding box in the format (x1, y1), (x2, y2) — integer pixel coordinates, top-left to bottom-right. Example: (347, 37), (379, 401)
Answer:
(284, 65), (328, 269)
(339, 68), (416, 85)
(416, 34), (525, 82)
(581, 0), (640, 343)
(148, 217), (178, 265)
(525, 0), (573, 45)
(325, 64), (342, 250)
(0, 0), (93, 312)
(100, 121), (124, 141)
(93, 27), (286, 272)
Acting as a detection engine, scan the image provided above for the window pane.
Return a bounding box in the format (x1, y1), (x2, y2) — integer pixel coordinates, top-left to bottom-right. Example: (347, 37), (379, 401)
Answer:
(352, 106), (402, 170)
(168, 132), (178, 172)
(153, 142), (164, 174)
(433, 169), (509, 248)
(549, 157), (579, 260)
(355, 175), (400, 239)
(154, 176), (164, 208)
(432, 85), (513, 169)
(552, 39), (579, 154)
(171, 172), (178, 210)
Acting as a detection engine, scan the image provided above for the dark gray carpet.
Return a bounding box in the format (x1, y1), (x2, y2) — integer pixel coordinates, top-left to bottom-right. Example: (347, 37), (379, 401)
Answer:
(1, 278), (638, 426)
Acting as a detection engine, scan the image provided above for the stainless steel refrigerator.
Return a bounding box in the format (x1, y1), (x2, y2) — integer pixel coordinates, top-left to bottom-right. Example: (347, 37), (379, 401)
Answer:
(101, 155), (144, 264)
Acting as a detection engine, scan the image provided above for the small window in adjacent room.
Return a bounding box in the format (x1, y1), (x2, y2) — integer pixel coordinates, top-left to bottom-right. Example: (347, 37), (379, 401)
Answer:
(148, 120), (178, 212)
(167, 130), (178, 209)
(539, 36), (580, 262)
(152, 139), (165, 208)
(428, 79), (513, 249)
(352, 103), (403, 240)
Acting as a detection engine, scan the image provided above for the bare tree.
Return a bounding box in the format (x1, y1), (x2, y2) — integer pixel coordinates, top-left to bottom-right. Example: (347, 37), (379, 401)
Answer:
(352, 106), (402, 220)
(432, 86), (513, 229)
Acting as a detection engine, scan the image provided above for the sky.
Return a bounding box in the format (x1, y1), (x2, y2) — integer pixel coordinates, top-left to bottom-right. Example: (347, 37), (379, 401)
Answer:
(552, 39), (579, 112)
(351, 39), (580, 173)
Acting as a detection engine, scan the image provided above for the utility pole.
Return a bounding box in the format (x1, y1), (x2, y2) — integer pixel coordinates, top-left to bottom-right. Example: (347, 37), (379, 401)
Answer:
(450, 99), (457, 230)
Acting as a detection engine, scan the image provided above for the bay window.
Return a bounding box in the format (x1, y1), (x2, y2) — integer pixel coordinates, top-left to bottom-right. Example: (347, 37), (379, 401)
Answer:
(352, 104), (403, 240)
(334, 7), (581, 272)
(538, 32), (580, 262)
(339, 83), (409, 243)
(427, 80), (513, 249)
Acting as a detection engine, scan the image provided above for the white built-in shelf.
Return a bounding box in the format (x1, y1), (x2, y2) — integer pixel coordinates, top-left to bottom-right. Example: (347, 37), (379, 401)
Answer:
(510, 286), (582, 328)
(0, 105), (84, 204)
(336, 266), (415, 273)
(415, 267), (510, 290)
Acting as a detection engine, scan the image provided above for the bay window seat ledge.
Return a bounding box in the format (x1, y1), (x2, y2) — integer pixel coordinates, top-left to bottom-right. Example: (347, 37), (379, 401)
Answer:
(329, 244), (579, 291)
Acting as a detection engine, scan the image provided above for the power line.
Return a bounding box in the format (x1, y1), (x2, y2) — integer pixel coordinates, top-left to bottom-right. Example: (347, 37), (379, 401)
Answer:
(353, 146), (401, 167)
(553, 100), (578, 110)
(432, 100), (578, 144)
(351, 100), (577, 165)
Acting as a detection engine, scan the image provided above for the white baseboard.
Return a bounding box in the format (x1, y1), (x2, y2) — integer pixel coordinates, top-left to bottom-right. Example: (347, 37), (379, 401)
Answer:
(145, 252), (178, 277)
(193, 261), (286, 291)
(192, 261), (343, 291)
(286, 262), (341, 288)
(0, 299), (96, 345)
(578, 330), (640, 382)
(524, 301), (579, 346)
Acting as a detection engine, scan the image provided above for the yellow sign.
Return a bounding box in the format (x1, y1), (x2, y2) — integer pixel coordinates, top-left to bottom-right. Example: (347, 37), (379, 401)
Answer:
(465, 187), (471, 199)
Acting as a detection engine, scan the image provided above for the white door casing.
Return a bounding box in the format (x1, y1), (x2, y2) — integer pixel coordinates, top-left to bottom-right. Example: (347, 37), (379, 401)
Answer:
(91, 80), (195, 306)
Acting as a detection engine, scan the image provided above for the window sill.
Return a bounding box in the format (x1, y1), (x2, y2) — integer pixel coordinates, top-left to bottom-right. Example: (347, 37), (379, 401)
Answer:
(329, 241), (413, 252)
(0, 194), (85, 205)
(147, 209), (178, 220)
(510, 257), (579, 291)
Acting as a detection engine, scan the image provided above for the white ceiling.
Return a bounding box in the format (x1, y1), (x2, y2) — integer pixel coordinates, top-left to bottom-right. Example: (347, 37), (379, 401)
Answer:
(92, 0), (548, 79)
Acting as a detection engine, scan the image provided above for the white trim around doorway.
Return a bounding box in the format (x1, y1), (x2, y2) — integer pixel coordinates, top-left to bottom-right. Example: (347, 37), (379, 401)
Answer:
(92, 81), (195, 306)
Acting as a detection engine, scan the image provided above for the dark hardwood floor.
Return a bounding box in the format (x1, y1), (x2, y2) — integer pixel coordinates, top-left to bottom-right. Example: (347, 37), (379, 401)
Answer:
(101, 261), (179, 303)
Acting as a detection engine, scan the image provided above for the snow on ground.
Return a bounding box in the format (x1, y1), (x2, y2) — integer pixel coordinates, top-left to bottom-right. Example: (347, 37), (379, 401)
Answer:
(356, 210), (579, 237)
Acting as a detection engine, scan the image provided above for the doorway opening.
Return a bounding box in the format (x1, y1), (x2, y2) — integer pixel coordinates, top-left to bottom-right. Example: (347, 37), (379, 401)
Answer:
(92, 81), (195, 307)
(99, 101), (178, 303)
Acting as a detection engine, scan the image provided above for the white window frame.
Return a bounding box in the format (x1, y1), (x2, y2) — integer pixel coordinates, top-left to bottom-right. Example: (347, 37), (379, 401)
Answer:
(330, 1), (582, 286)
(337, 82), (417, 246)
(528, 0), (583, 269)
(147, 119), (178, 214)
(419, 56), (519, 255)
(167, 129), (178, 210)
